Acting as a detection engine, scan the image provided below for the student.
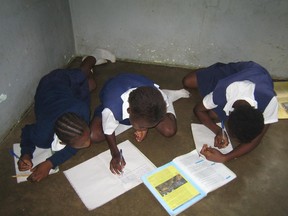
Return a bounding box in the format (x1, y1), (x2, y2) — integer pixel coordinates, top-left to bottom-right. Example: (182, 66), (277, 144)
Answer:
(18, 56), (97, 182)
(90, 73), (189, 174)
(182, 61), (278, 162)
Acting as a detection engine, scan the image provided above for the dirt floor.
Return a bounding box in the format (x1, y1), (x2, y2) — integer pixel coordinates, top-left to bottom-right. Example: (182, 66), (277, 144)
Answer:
(0, 59), (287, 216)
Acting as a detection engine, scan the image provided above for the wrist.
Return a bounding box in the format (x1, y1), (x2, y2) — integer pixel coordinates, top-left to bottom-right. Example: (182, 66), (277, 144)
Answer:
(21, 153), (32, 160)
(45, 159), (54, 169)
(111, 149), (120, 158)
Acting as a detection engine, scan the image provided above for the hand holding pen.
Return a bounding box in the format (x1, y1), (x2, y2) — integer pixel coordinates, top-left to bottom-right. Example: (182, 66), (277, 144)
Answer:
(119, 149), (125, 174)
(110, 149), (126, 175)
(10, 150), (33, 171)
(214, 121), (229, 149)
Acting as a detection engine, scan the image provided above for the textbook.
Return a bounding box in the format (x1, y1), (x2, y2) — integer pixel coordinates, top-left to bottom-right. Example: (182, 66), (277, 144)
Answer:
(12, 143), (59, 183)
(274, 81), (288, 119)
(141, 150), (236, 216)
(64, 140), (156, 210)
(141, 123), (235, 215)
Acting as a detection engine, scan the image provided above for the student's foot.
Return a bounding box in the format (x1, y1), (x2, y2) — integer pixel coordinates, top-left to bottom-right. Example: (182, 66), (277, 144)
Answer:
(81, 56), (97, 69)
(94, 48), (116, 65)
(162, 89), (190, 103)
(82, 49), (116, 66)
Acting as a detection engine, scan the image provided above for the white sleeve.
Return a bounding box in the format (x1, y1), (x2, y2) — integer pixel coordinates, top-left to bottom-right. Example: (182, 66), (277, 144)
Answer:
(158, 89), (176, 116)
(102, 108), (120, 135)
(202, 92), (217, 109)
(263, 96), (279, 124)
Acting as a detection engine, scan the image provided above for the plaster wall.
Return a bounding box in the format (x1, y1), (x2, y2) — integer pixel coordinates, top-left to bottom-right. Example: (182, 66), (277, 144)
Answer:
(0, 0), (75, 141)
(70, 0), (288, 78)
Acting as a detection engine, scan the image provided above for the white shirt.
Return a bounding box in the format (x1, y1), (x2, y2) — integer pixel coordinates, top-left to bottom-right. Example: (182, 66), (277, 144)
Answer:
(102, 85), (173, 135)
(202, 80), (278, 124)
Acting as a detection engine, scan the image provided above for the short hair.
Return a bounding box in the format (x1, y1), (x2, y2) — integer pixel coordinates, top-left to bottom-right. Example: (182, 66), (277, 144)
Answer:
(227, 106), (264, 143)
(54, 112), (88, 146)
(128, 86), (167, 125)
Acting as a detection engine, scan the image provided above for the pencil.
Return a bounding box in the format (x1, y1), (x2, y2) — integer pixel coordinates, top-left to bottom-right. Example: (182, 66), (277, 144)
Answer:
(221, 120), (225, 143)
(12, 174), (30, 178)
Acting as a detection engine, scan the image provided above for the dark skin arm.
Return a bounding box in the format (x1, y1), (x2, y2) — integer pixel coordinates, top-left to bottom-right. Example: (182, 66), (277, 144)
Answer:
(201, 124), (270, 163)
(18, 154), (53, 182)
(105, 133), (126, 175)
(18, 154), (33, 171)
(194, 102), (229, 148)
(27, 160), (53, 182)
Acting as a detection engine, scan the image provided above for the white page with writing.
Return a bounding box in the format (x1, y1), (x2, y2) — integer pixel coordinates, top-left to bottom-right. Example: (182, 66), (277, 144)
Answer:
(191, 123), (233, 155)
(173, 150), (236, 194)
(12, 143), (59, 183)
(64, 140), (156, 210)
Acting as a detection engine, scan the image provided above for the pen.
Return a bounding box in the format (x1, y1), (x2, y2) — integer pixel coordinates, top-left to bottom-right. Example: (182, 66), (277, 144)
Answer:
(221, 120), (225, 143)
(9, 150), (29, 166)
(119, 149), (124, 174)
(119, 149), (123, 166)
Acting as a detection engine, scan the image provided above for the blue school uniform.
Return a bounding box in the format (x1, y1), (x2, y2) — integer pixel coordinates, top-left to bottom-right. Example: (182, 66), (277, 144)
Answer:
(94, 73), (156, 125)
(196, 61), (276, 120)
(20, 68), (90, 168)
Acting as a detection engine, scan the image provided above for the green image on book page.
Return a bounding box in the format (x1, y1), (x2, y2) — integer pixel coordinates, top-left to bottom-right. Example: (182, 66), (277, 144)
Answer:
(147, 165), (200, 210)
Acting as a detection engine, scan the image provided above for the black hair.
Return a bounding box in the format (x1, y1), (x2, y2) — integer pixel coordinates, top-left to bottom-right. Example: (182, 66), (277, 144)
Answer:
(54, 112), (88, 146)
(128, 86), (167, 125)
(227, 106), (264, 143)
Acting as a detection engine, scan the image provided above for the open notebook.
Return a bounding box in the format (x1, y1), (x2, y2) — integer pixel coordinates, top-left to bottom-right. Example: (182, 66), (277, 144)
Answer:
(64, 140), (156, 210)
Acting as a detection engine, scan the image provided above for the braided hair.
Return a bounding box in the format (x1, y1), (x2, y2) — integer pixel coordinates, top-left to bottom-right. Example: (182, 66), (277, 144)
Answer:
(128, 86), (167, 125)
(54, 112), (89, 146)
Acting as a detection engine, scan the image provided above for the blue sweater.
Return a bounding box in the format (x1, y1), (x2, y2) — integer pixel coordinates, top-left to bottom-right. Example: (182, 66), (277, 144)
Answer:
(20, 69), (90, 168)
(196, 61), (275, 120)
(94, 73), (156, 125)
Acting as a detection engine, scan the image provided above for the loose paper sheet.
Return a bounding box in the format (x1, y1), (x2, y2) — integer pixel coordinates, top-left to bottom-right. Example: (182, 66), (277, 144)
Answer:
(191, 123), (233, 155)
(64, 140), (156, 210)
(12, 143), (59, 183)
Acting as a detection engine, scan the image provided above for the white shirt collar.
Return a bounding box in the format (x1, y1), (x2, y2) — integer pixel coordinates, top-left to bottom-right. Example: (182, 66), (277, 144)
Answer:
(121, 88), (136, 119)
(223, 81), (258, 115)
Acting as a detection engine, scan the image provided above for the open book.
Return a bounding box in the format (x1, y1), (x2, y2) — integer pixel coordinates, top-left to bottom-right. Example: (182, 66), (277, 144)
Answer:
(141, 150), (236, 216)
(274, 81), (288, 119)
(141, 123), (236, 215)
(64, 140), (156, 210)
(12, 143), (59, 183)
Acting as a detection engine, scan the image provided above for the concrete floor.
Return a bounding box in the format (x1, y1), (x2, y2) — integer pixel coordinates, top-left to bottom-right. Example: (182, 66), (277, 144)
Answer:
(0, 59), (288, 216)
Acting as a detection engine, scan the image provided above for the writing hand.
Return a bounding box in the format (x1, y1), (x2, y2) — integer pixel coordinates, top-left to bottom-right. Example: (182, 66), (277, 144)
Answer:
(214, 130), (229, 149)
(27, 160), (53, 183)
(134, 129), (148, 142)
(17, 154), (33, 171)
(110, 154), (126, 175)
(200, 144), (226, 163)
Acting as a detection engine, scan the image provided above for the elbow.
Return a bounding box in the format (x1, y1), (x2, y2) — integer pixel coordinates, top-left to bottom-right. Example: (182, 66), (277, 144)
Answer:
(162, 126), (177, 138)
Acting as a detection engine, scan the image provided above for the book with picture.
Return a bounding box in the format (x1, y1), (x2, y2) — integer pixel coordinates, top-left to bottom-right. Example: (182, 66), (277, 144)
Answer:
(141, 123), (236, 216)
(141, 150), (236, 215)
